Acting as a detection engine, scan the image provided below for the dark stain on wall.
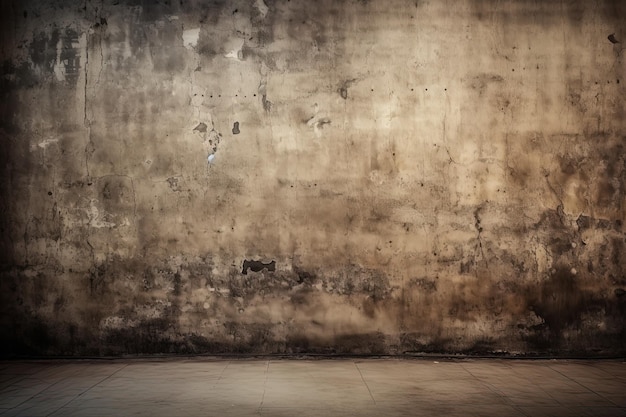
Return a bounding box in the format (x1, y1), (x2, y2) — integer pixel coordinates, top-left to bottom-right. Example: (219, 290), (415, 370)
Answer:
(530, 268), (589, 339)
(29, 29), (60, 74)
(28, 27), (82, 85)
(193, 122), (208, 133)
(242, 260), (276, 275)
(338, 79), (356, 100)
(0, 0), (625, 358)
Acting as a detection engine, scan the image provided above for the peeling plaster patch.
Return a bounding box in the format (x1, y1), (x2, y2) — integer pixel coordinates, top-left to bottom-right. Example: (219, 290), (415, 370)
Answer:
(203, 128), (222, 164)
(30, 137), (59, 151)
(254, 0), (269, 18)
(183, 27), (200, 50)
(86, 199), (116, 228)
(224, 38), (245, 60)
(242, 260), (276, 275)
(167, 177), (180, 191)
(193, 122), (207, 133)
(207, 129), (221, 148)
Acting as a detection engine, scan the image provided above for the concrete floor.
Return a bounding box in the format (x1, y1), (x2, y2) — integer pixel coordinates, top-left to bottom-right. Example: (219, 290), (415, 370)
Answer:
(0, 358), (624, 417)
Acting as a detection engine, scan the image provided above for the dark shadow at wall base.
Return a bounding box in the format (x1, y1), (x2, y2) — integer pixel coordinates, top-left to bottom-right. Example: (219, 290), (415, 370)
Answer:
(1, 327), (624, 360)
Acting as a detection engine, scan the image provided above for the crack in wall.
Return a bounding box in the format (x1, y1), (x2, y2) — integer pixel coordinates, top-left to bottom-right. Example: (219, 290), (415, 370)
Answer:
(83, 32), (89, 127)
(544, 170), (564, 209)
(474, 205), (488, 269)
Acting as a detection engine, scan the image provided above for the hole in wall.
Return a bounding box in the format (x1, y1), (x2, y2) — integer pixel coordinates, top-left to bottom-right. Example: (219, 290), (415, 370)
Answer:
(242, 260), (276, 275)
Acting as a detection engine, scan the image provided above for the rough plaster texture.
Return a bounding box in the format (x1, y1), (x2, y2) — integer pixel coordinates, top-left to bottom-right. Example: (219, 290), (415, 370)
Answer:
(0, 0), (625, 357)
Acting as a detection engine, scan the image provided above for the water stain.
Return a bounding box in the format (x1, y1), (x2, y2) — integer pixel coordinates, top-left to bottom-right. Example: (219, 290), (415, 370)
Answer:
(529, 267), (591, 339)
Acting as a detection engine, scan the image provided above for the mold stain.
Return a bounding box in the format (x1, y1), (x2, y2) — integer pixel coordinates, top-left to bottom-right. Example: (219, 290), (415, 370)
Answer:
(530, 267), (590, 341)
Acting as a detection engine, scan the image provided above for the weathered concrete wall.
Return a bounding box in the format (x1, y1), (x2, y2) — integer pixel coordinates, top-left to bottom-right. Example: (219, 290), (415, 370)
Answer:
(1, 0), (625, 357)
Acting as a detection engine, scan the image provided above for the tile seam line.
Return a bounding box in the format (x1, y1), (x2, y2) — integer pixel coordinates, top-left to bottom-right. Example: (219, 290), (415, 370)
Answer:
(258, 359), (270, 411)
(547, 365), (620, 407)
(46, 363), (130, 417)
(354, 361), (376, 405)
(578, 361), (626, 381)
(459, 362), (512, 407)
(505, 363), (564, 405)
(1, 363), (67, 412)
(212, 360), (231, 390)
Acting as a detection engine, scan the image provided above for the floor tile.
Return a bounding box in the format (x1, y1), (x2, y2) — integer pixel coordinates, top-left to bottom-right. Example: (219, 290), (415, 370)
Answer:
(0, 359), (623, 417)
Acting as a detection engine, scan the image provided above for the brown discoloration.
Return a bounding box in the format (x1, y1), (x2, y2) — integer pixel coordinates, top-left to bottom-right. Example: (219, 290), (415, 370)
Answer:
(0, 0), (625, 358)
